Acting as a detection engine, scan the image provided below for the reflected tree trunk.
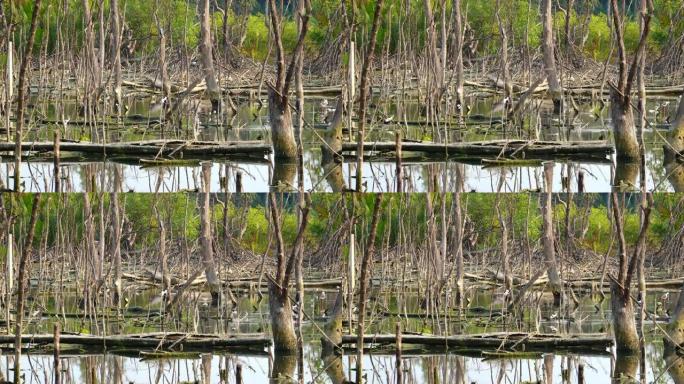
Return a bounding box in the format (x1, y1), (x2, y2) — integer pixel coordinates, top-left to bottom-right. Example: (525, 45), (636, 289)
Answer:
(270, 353), (296, 383)
(544, 354), (554, 384)
(613, 353), (639, 383)
(271, 161), (297, 189)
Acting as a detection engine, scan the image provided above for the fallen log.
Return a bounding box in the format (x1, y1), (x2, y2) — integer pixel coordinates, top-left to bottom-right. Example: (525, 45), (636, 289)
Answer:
(341, 332), (613, 352)
(0, 333), (271, 351)
(341, 140), (613, 159)
(0, 140), (272, 158)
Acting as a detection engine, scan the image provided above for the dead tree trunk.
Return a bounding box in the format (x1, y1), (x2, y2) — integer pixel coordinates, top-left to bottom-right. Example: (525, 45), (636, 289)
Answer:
(355, 194), (383, 384)
(669, 86), (684, 153)
(199, 0), (222, 113)
(111, 189), (122, 306)
(266, 0), (311, 162)
(451, 0), (465, 109)
(495, 0), (512, 101)
(82, 0), (101, 104)
(12, 0), (42, 192)
(354, 0), (384, 191)
(268, 192), (310, 354)
(13, 194), (41, 384)
(609, 0), (653, 163)
(610, 192), (653, 355)
(542, 0), (563, 112)
(542, 163), (562, 304)
(200, 163), (221, 306)
(110, 0), (122, 113)
(564, 0), (575, 51)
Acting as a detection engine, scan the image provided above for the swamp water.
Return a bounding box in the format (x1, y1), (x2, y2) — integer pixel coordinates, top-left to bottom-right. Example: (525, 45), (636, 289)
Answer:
(1, 283), (681, 383)
(1, 93), (682, 193)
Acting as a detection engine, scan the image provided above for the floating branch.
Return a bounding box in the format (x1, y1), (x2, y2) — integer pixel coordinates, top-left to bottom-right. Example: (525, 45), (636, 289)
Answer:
(0, 333), (271, 351)
(0, 140), (272, 159)
(341, 332), (613, 352)
(341, 140), (614, 159)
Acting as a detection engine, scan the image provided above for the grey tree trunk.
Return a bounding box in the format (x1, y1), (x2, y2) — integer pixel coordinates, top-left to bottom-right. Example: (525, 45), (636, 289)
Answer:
(111, 190), (122, 306)
(110, 0), (122, 113)
(453, 176), (465, 308)
(13, 0), (42, 192)
(542, 163), (562, 303)
(13, 194), (40, 384)
(200, 163), (221, 305)
(452, 0), (465, 109)
(542, 0), (563, 112)
(355, 0), (384, 191)
(82, 0), (101, 94)
(199, 0), (222, 112)
(495, 0), (512, 100)
(356, 194), (383, 384)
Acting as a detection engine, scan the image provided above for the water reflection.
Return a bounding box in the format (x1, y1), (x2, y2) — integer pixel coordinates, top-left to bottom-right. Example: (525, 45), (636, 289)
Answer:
(3, 95), (681, 193)
(0, 349), (668, 384)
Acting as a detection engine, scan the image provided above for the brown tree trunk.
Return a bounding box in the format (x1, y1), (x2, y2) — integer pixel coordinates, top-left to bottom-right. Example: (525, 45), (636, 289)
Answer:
(269, 87), (297, 160)
(542, 0), (563, 112)
(268, 192), (310, 354)
(610, 192), (653, 355)
(199, 0), (222, 112)
(608, 0), (653, 163)
(610, 279), (639, 353)
(611, 87), (640, 163)
(266, 0), (310, 162)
